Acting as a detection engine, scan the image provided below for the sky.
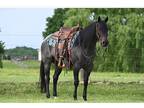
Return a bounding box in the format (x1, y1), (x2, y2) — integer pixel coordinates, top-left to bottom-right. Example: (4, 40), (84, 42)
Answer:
(0, 8), (54, 49)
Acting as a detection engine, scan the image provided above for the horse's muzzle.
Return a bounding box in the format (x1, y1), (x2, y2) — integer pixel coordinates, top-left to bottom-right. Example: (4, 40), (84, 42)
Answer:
(101, 40), (109, 47)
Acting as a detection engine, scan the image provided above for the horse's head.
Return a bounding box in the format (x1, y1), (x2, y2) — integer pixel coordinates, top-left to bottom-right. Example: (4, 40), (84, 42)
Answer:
(96, 16), (109, 47)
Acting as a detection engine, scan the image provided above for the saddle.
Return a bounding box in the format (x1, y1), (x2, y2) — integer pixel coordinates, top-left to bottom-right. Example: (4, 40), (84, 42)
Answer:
(53, 25), (80, 40)
(52, 24), (80, 68)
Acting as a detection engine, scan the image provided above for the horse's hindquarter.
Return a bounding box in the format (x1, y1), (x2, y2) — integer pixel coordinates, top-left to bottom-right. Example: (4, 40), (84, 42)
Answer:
(41, 38), (56, 62)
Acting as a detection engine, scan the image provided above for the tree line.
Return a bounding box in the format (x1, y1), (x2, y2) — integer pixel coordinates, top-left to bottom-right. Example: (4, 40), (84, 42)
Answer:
(4, 46), (38, 60)
(42, 8), (144, 72)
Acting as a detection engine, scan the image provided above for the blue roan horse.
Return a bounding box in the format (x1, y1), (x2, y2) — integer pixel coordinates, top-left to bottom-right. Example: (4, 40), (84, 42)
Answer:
(40, 16), (109, 101)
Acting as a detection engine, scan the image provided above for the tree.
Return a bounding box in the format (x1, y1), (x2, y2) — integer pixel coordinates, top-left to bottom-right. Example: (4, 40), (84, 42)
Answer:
(0, 41), (5, 68)
(42, 8), (69, 38)
(5, 46), (38, 58)
(64, 9), (92, 27)
(91, 8), (144, 72)
(42, 8), (144, 72)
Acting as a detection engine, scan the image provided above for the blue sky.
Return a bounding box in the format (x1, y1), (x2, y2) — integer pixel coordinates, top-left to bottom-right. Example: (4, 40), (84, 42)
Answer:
(0, 8), (54, 49)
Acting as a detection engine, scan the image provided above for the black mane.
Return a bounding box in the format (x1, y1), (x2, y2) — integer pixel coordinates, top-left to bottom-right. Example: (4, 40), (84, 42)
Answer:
(73, 22), (97, 57)
(80, 22), (97, 49)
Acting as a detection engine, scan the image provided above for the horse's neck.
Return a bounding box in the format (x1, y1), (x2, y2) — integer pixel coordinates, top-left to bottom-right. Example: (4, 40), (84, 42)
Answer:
(79, 23), (97, 53)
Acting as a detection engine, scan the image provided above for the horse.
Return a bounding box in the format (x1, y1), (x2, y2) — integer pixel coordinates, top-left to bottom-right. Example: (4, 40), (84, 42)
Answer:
(40, 16), (109, 101)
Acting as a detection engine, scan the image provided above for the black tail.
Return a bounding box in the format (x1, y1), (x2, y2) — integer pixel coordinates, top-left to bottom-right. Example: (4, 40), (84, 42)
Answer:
(40, 61), (46, 93)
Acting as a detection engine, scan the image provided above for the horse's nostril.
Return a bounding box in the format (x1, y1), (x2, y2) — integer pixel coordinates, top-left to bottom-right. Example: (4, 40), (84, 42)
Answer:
(101, 41), (108, 47)
(102, 41), (105, 45)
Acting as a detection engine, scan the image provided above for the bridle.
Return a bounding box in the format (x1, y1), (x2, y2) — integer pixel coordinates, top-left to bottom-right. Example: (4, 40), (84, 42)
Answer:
(96, 22), (101, 42)
(80, 22), (108, 62)
(95, 22), (109, 57)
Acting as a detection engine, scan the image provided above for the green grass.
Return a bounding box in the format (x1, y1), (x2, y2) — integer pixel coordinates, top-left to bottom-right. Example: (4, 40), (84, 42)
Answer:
(1, 60), (144, 102)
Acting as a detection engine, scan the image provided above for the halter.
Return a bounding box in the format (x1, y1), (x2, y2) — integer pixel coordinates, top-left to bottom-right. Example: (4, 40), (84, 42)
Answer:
(96, 22), (101, 41)
(95, 22), (109, 57)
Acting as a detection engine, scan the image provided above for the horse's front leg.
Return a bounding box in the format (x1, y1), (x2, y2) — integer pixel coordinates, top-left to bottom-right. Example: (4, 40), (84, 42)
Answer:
(83, 64), (93, 101)
(44, 62), (51, 98)
(53, 65), (62, 97)
(73, 64), (80, 100)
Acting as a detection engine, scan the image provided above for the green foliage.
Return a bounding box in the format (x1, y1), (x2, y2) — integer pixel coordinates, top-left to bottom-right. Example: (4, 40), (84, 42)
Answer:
(42, 8), (68, 38)
(43, 8), (144, 72)
(0, 41), (4, 54)
(93, 9), (144, 72)
(64, 9), (92, 27)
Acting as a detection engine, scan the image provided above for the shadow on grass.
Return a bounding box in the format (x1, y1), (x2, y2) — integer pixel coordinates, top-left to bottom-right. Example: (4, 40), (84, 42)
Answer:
(0, 81), (144, 102)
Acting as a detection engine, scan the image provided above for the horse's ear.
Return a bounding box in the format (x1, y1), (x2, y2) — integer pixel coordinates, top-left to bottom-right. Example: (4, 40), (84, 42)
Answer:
(105, 16), (108, 23)
(98, 16), (101, 22)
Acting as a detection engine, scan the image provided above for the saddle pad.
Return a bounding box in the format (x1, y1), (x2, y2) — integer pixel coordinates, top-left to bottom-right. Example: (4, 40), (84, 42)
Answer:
(69, 31), (80, 48)
(47, 34), (58, 47)
(46, 35), (66, 47)
(46, 31), (79, 48)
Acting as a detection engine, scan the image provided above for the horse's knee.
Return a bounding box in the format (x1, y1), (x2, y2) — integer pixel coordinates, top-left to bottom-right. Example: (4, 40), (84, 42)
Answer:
(46, 93), (50, 98)
(45, 75), (50, 82)
(53, 76), (58, 83)
(83, 80), (88, 86)
(53, 71), (61, 84)
(53, 74), (58, 80)
(74, 80), (79, 86)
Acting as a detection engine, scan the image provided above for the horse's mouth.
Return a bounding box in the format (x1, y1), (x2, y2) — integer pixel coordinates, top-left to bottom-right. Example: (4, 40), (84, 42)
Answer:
(102, 45), (108, 48)
(101, 41), (108, 48)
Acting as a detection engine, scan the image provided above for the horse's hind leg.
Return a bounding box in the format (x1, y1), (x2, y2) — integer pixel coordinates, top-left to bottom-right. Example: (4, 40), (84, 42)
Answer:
(73, 63), (80, 100)
(40, 61), (46, 93)
(53, 64), (62, 97)
(44, 61), (51, 98)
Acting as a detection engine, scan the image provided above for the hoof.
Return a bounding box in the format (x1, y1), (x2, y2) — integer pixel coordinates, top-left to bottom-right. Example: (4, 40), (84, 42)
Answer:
(83, 98), (87, 101)
(46, 94), (50, 98)
(83, 96), (87, 101)
(73, 97), (77, 100)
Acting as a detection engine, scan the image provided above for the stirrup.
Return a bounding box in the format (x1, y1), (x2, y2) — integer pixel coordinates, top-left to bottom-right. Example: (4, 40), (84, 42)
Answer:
(58, 60), (61, 67)
(58, 61), (65, 68)
(58, 62), (65, 68)
(58, 57), (64, 68)
(61, 63), (65, 68)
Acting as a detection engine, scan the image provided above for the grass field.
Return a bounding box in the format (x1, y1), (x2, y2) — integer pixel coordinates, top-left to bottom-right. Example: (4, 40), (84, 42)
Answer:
(1, 60), (144, 102)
